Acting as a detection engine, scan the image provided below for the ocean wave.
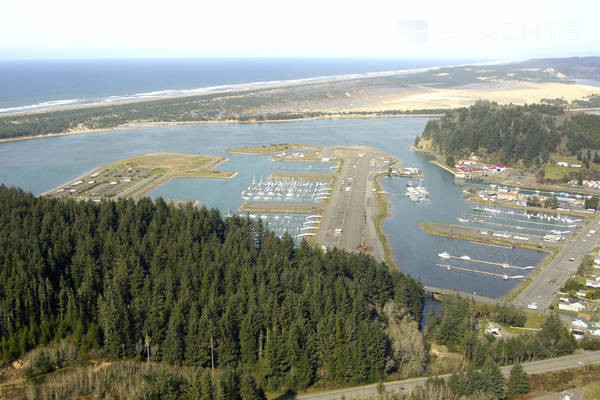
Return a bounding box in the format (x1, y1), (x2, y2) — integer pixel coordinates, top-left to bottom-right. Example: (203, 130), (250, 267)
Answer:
(0, 99), (83, 114)
(0, 61), (493, 115)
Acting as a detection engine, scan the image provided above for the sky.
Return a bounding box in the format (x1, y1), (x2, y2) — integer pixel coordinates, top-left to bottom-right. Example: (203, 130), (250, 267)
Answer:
(1, 0), (598, 59)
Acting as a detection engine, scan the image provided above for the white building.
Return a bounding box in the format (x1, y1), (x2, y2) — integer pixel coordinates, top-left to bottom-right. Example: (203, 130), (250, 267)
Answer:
(586, 279), (600, 288)
(559, 302), (586, 312)
(557, 161), (569, 167)
(572, 319), (589, 329)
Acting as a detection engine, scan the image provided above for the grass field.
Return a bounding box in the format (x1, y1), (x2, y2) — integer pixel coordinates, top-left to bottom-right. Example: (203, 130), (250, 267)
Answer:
(374, 175), (396, 269)
(107, 152), (215, 172)
(544, 155), (600, 181)
(584, 381), (600, 399)
(226, 144), (320, 154)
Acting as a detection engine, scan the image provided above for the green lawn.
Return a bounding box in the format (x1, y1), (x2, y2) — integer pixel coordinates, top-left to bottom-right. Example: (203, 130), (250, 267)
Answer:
(544, 164), (571, 181)
(584, 381), (600, 399)
(544, 155), (600, 181)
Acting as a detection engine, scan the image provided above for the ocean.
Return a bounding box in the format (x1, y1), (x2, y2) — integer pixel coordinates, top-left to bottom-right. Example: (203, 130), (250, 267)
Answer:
(0, 58), (476, 114)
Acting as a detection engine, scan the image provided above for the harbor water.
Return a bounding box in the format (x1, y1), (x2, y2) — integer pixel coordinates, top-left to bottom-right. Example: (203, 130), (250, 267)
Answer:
(0, 118), (546, 297)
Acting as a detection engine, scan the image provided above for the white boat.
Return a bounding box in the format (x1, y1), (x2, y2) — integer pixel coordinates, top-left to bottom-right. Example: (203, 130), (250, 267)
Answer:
(297, 232), (316, 237)
(457, 218), (469, 223)
(460, 255), (471, 260)
(438, 252), (451, 259)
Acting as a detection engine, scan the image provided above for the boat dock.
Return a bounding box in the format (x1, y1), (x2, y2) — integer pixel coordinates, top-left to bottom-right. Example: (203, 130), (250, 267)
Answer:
(436, 263), (527, 279)
(464, 217), (569, 235)
(269, 172), (334, 181)
(464, 213), (577, 229)
(439, 253), (534, 270)
(422, 222), (564, 249)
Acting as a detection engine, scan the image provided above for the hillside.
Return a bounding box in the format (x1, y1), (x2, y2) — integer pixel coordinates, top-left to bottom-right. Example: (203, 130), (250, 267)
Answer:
(416, 101), (600, 167)
(517, 56), (600, 79)
(0, 185), (425, 397)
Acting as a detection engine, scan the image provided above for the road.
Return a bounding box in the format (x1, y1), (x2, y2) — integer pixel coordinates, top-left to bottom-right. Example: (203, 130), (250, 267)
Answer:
(295, 350), (600, 399)
(515, 212), (600, 311)
(317, 146), (391, 261)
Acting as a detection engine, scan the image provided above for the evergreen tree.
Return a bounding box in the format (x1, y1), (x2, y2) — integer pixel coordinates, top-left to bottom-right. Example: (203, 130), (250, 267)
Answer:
(163, 303), (185, 364)
(507, 363), (529, 396)
(240, 371), (266, 400)
(480, 357), (505, 400)
(0, 185), (426, 394)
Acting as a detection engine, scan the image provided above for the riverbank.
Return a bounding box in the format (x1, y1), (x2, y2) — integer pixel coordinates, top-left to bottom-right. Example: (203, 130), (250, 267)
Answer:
(0, 113), (442, 144)
(416, 145), (600, 203)
(374, 174), (397, 269)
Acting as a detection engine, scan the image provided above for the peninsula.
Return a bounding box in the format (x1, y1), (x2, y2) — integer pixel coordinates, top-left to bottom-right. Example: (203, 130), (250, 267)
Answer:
(44, 152), (235, 201)
(1, 57), (600, 142)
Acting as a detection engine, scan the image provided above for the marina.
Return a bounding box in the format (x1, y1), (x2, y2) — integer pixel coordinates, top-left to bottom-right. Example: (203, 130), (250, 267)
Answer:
(437, 252), (535, 270)
(436, 264), (527, 280)
(463, 181), (600, 212)
(240, 177), (331, 203)
(452, 204), (586, 240)
(405, 180), (430, 202)
(0, 117), (549, 298)
(244, 212), (321, 242)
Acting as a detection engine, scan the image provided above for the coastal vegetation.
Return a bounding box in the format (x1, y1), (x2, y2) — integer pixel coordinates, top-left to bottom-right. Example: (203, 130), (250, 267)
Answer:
(372, 363), (600, 400)
(3, 57), (600, 142)
(0, 185), (426, 396)
(543, 93), (600, 109)
(0, 87), (445, 141)
(226, 144), (321, 154)
(425, 296), (576, 367)
(415, 101), (600, 171)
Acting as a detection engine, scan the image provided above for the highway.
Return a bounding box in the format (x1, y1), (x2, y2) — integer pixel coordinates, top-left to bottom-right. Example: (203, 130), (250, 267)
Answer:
(515, 212), (600, 311)
(295, 350), (600, 399)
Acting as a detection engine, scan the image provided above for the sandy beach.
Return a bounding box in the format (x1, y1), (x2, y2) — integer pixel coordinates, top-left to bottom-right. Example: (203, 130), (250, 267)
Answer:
(1, 75), (598, 144)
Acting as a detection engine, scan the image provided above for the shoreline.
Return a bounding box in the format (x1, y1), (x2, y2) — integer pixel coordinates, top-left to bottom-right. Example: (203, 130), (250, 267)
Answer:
(41, 154), (237, 201)
(0, 113), (442, 145)
(373, 173), (398, 270)
(0, 59), (498, 117)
